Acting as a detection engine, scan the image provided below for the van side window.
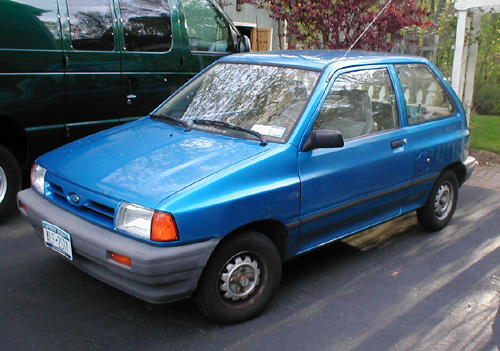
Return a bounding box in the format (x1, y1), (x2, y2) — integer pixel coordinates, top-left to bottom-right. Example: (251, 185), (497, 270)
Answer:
(0, 0), (61, 50)
(396, 64), (457, 125)
(313, 68), (398, 140)
(119, 0), (172, 52)
(67, 0), (114, 51)
(183, 0), (231, 52)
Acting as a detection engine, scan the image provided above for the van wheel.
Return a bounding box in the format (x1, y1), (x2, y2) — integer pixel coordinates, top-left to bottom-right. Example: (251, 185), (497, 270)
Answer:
(0, 145), (21, 220)
(193, 231), (281, 324)
(417, 170), (458, 231)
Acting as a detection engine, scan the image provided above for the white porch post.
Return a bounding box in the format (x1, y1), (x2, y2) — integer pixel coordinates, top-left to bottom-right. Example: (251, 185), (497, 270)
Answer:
(462, 11), (481, 117)
(451, 10), (468, 99)
(452, 0), (500, 123)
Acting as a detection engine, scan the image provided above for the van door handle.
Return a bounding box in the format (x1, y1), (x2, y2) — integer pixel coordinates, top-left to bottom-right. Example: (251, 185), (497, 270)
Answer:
(127, 94), (137, 105)
(127, 78), (137, 104)
(391, 139), (407, 149)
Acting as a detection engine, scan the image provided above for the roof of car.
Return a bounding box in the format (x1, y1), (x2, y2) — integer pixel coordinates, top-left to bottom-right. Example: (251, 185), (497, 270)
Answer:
(220, 50), (429, 71)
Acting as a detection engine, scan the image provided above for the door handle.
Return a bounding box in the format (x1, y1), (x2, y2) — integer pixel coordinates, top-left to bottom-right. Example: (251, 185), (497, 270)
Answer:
(127, 78), (138, 105)
(126, 94), (137, 105)
(391, 139), (408, 149)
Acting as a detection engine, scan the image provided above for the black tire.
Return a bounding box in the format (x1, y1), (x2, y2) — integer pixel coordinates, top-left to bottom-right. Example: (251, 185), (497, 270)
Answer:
(193, 231), (282, 324)
(417, 170), (458, 231)
(0, 145), (22, 220)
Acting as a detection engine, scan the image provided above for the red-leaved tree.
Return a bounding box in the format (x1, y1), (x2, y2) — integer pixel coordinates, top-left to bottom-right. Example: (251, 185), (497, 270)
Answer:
(244, 0), (431, 51)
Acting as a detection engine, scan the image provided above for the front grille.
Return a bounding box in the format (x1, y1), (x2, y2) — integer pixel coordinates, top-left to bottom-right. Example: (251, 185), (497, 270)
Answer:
(86, 201), (115, 219)
(45, 178), (117, 229)
(50, 183), (64, 197)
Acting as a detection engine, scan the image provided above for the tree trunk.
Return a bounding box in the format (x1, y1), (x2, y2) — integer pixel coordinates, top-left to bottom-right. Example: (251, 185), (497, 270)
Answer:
(278, 20), (286, 50)
(434, 0), (446, 23)
(288, 32), (296, 49)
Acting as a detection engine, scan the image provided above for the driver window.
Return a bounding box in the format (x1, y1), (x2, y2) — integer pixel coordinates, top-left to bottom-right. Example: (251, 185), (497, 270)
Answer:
(313, 68), (398, 140)
(183, 0), (231, 52)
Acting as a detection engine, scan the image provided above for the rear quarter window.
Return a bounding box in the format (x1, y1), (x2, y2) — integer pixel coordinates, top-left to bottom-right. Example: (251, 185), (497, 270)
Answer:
(396, 64), (457, 126)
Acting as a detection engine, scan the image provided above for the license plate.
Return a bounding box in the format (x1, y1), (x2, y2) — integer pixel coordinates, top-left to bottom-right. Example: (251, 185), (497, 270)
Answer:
(43, 221), (73, 260)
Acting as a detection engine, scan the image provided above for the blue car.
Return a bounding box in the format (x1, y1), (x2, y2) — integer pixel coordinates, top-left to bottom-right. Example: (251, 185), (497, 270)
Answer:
(18, 50), (477, 324)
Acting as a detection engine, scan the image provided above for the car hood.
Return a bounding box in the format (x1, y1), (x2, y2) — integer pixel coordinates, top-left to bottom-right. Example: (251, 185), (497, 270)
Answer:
(40, 118), (269, 208)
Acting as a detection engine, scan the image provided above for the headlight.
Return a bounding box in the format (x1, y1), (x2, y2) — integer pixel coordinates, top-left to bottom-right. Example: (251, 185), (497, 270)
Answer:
(116, 202), (179, 242)
(116, 202), (154, 239)
(31, 164), (46, 195)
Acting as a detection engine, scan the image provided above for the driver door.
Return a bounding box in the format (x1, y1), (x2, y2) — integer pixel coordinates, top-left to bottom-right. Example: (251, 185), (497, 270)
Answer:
(297, 66), (413, 253)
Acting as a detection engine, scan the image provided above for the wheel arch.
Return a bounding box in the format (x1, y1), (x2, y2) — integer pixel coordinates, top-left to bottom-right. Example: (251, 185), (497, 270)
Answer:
(442, 161), (467, 187)
(0, 116), (28, 168)
(219, 219), (289, 262)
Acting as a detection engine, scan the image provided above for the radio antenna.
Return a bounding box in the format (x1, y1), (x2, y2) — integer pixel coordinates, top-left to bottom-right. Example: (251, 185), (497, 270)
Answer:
(343, 0), (394, 57)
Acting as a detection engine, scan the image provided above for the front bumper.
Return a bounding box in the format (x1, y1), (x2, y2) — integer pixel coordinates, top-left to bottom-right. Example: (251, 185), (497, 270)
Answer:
(17, 188), (220, 304)
(464, 156), (478, 182)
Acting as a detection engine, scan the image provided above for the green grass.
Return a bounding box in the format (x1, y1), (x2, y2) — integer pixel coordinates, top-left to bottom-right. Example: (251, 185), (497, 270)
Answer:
(470, 114), (500, 154)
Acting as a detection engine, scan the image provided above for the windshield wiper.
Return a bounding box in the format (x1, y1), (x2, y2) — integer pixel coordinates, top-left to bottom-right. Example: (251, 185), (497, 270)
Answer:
(150, 113), (191, 132)
(193, 119), (267, 146)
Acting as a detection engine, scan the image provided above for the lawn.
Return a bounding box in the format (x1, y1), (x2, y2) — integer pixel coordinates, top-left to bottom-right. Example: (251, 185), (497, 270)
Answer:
(469, 114), (500, 154)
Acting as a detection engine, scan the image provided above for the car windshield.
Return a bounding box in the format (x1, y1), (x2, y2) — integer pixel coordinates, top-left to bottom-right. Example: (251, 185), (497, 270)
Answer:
(154, 63), (320, 143)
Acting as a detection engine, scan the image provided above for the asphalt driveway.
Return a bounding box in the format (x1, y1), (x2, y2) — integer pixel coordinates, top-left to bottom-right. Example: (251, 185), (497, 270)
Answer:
(1, 183), (499, 351)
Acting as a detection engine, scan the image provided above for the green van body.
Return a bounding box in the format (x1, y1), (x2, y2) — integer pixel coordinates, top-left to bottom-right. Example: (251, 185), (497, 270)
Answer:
(0, 0), (249, 217)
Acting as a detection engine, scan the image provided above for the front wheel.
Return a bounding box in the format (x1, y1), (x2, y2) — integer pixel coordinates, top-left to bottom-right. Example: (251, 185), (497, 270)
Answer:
(193, 231), (282, 324)
(0, 145), (21, 220)
(417, 170), (458, 231)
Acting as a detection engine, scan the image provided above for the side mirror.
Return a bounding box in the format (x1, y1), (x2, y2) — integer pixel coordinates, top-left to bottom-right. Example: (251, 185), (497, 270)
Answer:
(237, 35), (251, 53)
(302, 130), (344, 152)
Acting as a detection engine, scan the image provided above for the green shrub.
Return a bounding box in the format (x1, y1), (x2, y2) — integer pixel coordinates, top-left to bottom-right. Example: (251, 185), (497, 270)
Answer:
(474, 84), (500, 115)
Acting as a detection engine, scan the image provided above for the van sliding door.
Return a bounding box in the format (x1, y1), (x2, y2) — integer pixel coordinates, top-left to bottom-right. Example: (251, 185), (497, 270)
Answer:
(117, 0), (183, 120)
(60, 0), (123, 141)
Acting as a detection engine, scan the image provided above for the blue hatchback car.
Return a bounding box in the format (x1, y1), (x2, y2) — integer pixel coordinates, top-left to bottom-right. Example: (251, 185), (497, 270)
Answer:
(18, 50), (476, 324)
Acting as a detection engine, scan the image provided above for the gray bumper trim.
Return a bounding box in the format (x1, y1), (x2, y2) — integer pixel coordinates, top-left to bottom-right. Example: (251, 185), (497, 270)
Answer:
(464, 156), (478, 182)
(17, 188), (220, 304)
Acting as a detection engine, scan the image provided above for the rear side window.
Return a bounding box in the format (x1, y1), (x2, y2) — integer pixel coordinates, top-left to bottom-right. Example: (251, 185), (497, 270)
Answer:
(67, 0), (114, 51)
(183, 0), (231, 52)
(313, 68), (398, 140)
(119, 0), (172, 52)
(396, 64), (456, 125)
(0, 0), (61, 50)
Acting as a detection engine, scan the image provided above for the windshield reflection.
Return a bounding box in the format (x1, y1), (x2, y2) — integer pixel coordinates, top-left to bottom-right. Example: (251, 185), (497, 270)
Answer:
(155, 63), (319, 142)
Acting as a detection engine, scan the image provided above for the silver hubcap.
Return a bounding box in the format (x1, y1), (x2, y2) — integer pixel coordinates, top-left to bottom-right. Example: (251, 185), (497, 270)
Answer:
(0, 166), (7, 204)
(434, 181), (454, 220)
(220, 254), (260, 301)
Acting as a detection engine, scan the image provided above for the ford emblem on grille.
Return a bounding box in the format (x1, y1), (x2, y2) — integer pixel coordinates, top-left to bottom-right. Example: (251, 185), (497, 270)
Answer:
(68, 193), (80, 204)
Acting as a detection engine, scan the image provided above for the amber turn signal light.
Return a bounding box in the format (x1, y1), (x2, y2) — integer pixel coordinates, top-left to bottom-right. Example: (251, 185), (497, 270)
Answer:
(151, 212), (179, 242)
(110, 252), (132, 266)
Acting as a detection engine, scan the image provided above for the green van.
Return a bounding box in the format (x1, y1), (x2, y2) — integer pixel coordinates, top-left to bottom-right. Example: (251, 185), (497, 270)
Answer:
(0, 0), (250, 218)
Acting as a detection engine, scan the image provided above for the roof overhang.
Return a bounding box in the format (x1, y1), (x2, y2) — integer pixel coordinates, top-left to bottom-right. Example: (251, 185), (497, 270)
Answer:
(454, 0), (500, 11)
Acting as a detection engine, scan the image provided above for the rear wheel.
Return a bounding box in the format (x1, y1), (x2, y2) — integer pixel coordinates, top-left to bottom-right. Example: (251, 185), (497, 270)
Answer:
(194, 231), (281, 324)
(0, 145), (21, 220)
(417, 170), (458, 231)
